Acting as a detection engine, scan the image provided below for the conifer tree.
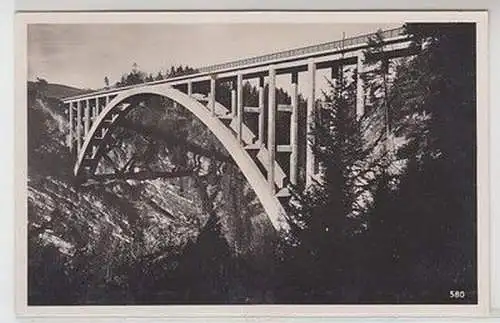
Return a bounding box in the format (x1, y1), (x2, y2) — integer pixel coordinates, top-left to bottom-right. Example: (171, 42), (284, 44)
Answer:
(154, 71), (164, 81)
(364, 23), (477, 302)
(277, 65), (376, 302)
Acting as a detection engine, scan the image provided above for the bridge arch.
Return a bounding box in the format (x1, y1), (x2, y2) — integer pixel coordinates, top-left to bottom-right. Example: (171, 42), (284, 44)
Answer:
(75, 83), (290, 232)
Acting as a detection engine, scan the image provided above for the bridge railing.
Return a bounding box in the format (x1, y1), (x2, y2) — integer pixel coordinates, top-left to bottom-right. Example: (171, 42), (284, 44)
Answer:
(197, 27), (406, 74)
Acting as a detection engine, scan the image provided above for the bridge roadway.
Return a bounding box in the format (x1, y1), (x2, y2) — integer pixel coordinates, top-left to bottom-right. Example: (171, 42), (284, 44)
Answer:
(61, 26), (415, 232)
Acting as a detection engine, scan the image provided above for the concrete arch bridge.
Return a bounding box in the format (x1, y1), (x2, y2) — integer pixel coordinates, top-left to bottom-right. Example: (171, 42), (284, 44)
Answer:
(61, 26), (416, 232)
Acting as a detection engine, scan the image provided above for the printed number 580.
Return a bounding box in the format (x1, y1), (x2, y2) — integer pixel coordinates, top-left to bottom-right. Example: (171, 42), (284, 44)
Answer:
(449, 290), (466, 299)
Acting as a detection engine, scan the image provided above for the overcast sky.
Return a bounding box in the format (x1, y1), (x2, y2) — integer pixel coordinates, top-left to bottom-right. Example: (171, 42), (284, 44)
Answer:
(27, 23), (401, 90)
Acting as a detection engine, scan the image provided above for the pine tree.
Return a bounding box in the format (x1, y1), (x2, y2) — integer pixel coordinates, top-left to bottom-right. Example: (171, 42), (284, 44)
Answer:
(364, 23), (477, 303)
(145, 73), (154, 82)
(154, 71), (164, 81)
(277, 66), (375, 303)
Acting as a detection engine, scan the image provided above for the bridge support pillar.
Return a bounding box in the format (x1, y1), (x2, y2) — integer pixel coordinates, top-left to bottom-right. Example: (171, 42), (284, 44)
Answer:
(231, 80), (237, 118)
(306, 60), (316, 187)
(187, 81), (193, 96)
(290, 72), (299, 186)
(356, 52), (365, 120)
(237, 73), (243, 143)
(100, 98), (105, 114)
(210, 75), (216, 117)
(258, 76), (265, 146)
(84, 99), (90, 136)
(76, 100), (82, 154)
(97, 98), (101, 118)
(268, 66), (276, 193)
(92, 99), (98, 121)
(67, 102), (74, 150)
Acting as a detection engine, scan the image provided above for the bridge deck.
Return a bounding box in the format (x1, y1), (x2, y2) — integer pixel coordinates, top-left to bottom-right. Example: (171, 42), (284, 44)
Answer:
(62, 26), (409, 102)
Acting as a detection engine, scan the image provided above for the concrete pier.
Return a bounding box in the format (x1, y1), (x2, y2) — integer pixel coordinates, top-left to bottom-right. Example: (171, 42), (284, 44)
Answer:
(76, 100), (82, 153)
(210, 75), (216, 117)
(84, 99), (90, 136)
(306, 60), (316, 187)
(258, 76), (265, 145)
(231, 78), (237, 118)
(237, 73), (243, 143)
(356, 52), (365, 119)
(68, 102), (74, 150)
(290, 72), (299, 186)
(268, 66), (276, 193)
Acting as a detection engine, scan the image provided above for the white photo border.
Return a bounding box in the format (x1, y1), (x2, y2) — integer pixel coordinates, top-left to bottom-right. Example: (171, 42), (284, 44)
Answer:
(14, 10), (490, 318)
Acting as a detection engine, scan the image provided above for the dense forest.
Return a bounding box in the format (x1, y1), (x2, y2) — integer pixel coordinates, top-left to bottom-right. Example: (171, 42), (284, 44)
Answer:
(27, 23), (477, 305)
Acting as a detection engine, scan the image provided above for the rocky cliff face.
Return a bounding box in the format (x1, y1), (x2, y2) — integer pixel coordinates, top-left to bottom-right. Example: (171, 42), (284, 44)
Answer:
(27, 83), (278, 305)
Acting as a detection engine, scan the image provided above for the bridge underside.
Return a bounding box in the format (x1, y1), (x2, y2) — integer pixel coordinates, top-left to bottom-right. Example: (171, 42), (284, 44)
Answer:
(66, 85), (293, 232)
